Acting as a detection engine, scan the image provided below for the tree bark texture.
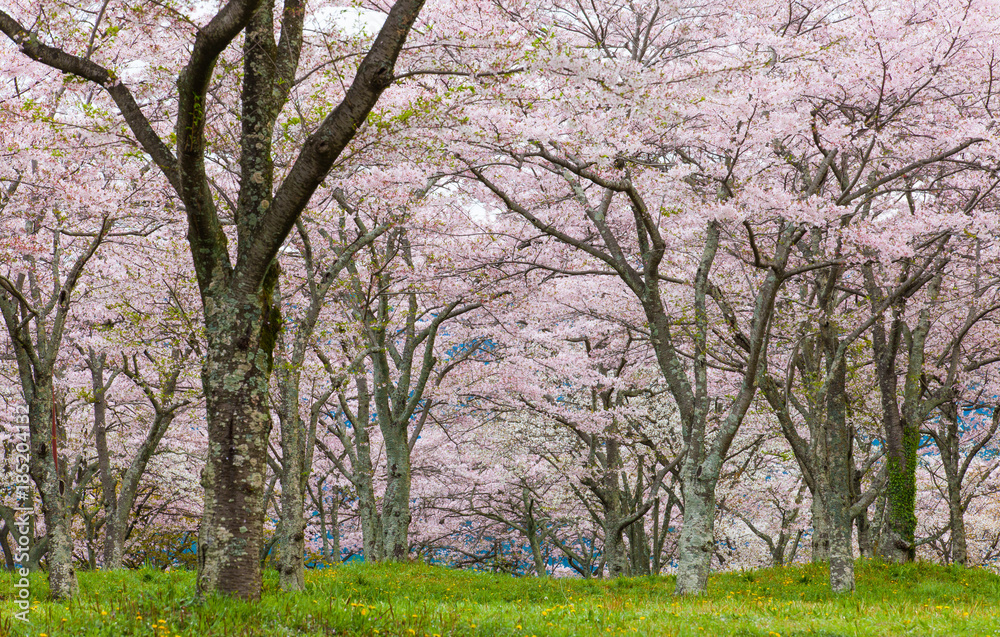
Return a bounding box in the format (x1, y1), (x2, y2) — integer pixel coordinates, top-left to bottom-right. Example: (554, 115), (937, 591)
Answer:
(197, 290), (278, 598)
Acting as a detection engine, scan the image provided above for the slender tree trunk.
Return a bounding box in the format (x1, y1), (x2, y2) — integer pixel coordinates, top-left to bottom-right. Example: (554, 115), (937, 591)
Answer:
(355, 445), (384, 562)
(311, 479), (328, 559)
(628, 518), (650, 576)
(626, 460), (651, 577)
(948, 483), (968, 566)
(528, 524), (546, 577)
(276, 364), (307, 590)
(856, 511), (873, 558)
(343, 379), (385, 563)
(523, 489), (546, 577)
(86, 353), (123, 569)
(941, 442), (968, 565)
(652, 490), (677, 575)
(598, 438), (627, 578)
(331, 494), (341, 563)
(852, 468), (874, 558)
(820, 356), (855, 593)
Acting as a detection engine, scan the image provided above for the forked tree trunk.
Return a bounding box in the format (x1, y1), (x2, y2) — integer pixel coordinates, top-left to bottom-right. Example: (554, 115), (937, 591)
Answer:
(628, 518), (651, 576)
(867, 270), (942, 564)
(86, 355), (121, 569)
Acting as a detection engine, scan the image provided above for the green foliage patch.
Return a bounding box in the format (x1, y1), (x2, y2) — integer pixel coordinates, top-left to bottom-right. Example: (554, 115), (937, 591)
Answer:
(1, 560), (998, 636)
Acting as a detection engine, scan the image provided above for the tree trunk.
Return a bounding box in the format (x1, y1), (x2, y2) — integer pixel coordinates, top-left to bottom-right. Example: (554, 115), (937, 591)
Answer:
(816, 480), (854, 592)
(942, 444), (968, 565)
(27, 385), (77, 599)
(652, 490), (677, 575)
(948, 484), (968, 566)
(856, 511), (873, 558)
(331, 494), (341, 563)
(819, 356), (855, 593)
(628, 518), (650, 576)
(197, 291), (278, 600)
(852, 468), (874, 558)
(528, 525), (546, 577)
(603, 512), (628, 578)
(312, 478), (328, 559)
(344, 379), (385, 563)
(276, 364), (307, 591)
(381, 421), (412, 561)
(880, 421), (919, 563)
(868, 276), (938, 564)
(674, 471), (717, 595)
(523, 489), (546, 577)
(828, 508), (855, 593)
(40, 501), (76, 599)
(810, 495), (831, 563)
(86, 353), (123, 570)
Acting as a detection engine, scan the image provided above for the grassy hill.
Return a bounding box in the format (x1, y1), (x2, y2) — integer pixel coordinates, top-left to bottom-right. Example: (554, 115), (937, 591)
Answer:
(2, 560), (998, 636)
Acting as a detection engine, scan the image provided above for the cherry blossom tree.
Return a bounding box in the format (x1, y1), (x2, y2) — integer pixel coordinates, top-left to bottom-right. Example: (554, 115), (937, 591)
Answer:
(1, 0), (427, 598)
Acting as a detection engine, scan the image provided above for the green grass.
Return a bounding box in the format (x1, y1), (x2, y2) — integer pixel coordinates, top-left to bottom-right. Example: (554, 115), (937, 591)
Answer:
(1, 560), (998, 636)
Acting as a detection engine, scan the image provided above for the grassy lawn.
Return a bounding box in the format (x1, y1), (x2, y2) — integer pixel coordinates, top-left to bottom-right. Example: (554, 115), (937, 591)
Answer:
(1, 560), (998, 636)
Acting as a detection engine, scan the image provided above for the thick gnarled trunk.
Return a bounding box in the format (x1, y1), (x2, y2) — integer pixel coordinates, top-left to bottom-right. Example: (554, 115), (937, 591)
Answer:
(810, 497), (831, 563)
(674, 470), (717, 595)
(880, 424), (919, 562)
(197, 293), (277, 600)
(27, 387), (77, 600)
(381, 422), (412, 561)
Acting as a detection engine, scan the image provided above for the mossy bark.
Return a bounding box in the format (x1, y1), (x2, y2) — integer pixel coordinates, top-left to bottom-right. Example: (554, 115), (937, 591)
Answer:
(674, 468), (718, 595)
(880, 428), (919, 562)
(197, 280), (280, 600)
(28, 385), (78, 600)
